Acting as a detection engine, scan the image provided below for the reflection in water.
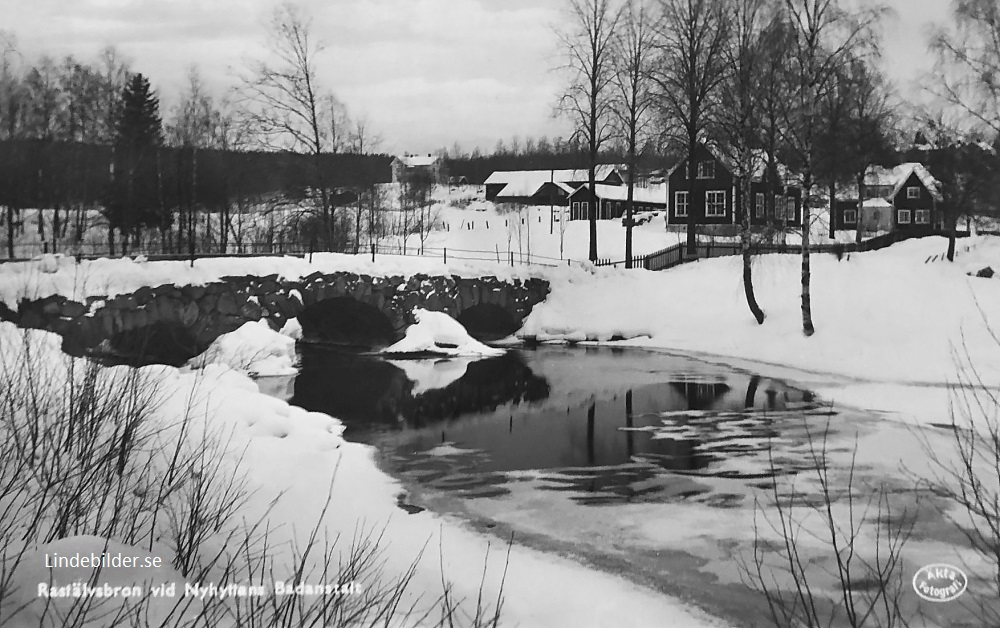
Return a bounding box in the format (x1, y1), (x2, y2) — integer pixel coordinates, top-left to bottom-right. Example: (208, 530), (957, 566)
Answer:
(291, 347), (550, 429)
(287, 345), (837, 506)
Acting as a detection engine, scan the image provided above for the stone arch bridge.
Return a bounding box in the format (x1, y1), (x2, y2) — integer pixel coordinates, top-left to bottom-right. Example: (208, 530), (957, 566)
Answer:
(8, 272), (549, 365)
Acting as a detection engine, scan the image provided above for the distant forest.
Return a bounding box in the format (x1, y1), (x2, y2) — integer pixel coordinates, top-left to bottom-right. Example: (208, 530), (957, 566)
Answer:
(0, 140), (392, 212)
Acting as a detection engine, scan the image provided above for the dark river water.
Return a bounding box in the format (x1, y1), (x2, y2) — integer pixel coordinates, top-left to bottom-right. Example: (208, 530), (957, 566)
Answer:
(261, 345), (990, 628)
(284, 345), (837, 504)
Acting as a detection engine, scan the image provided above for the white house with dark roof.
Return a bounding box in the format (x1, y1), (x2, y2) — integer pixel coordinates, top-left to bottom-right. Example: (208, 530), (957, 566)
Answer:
(391, 154), (444, 184)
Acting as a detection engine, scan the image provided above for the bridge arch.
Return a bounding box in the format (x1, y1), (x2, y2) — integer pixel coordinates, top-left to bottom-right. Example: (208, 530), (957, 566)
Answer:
(108, 322), (205, 366)
(297, 296), (399, 348)
(456, 303), (519, 341)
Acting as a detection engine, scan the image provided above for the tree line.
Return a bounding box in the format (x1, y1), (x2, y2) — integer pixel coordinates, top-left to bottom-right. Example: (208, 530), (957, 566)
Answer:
(0, 5), (391, 258)
(557, 0), (1000, 334)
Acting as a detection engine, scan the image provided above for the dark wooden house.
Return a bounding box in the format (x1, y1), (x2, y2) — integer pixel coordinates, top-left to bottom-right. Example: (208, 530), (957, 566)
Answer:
(666, 144), (802, 232)
(833, 163), (944, 233)
(567, 184), (667, 220)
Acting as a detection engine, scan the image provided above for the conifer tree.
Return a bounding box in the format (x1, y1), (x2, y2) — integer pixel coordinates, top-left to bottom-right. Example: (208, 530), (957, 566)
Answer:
(106, 72), (162, 252)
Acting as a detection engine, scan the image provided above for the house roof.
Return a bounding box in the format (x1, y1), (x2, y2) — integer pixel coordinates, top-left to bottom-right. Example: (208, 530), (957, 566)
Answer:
(887, 163), (944, 202)
(838, 163), (944, 202)
(667, 144), (797, 185)
(485, 165), (621, 192)
(396, 154), (439, 167)
(572, 183), (667, 205)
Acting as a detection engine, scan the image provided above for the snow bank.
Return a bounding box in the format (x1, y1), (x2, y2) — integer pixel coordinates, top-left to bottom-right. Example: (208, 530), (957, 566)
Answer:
(0, 321), (727, 628)
(384, 308), (505, 357)
(523, 235), (1000, 388)
(278, 317), (303, 340)
(187, 320), (297, 376)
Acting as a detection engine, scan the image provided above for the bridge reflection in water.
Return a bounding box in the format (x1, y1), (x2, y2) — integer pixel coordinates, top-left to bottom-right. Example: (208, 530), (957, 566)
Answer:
(288, 346), (832, 505)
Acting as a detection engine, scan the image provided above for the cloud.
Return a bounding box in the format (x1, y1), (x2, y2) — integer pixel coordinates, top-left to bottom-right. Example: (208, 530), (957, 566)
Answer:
(0, 0), (944, 154)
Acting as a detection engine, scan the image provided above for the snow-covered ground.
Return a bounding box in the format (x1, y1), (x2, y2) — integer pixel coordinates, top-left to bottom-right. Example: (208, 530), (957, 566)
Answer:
(5, 190), (1000, 625)
(0, 321), (726, 628)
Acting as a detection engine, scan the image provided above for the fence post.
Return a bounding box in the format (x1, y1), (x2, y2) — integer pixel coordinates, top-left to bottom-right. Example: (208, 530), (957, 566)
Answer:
(444, 247), (447, 264)
(495, 244), (501, 263)
(509, 251), (514, 266)
(371, 242), (375, 263)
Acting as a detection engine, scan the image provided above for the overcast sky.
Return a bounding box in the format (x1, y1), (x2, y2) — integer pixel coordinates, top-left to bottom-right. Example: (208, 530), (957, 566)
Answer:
(3, 0), (953, 155)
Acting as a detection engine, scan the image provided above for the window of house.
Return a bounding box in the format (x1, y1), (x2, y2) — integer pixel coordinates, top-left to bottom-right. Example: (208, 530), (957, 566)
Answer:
(898, 209), (911, 224)
(572, 201), (580, 219)
(706, 191), (726, 217)
(675, 191), (689, 217)
(787, 197), (796, 222)
(915, 209), (930, 224)
(844, 209), (858, 224)
(755, 193), (765, 218)
(697, 161), (715, 179)
(775, 198), (785, 220)
(907, 186), (920, 199)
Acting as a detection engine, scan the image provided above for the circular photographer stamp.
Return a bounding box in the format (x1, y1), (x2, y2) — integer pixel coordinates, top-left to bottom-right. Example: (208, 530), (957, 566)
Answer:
(912, 564), (968, 603)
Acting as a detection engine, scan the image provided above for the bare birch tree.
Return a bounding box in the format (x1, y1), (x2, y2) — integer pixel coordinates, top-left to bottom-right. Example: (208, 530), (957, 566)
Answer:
(930, 0), (1000, 137)
(237, 1), (341, 249)
(780, 0), (886, 336)
(845, 58), (893, 245)
(557, 0), (622, 262)
(718, 0), (770, 324)
(611, 0), (657, 268)
(654, 0), (731, 256)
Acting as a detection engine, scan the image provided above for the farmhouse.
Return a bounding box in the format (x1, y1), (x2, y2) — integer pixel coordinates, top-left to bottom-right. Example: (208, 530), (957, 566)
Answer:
(391, 154), (445, 184)
(484, 166), (624, 204)
(667, 144), (802, 233)
(666, 144), (802, 234)
(833, 163), (943, 233)
(567, 183), (667, 220)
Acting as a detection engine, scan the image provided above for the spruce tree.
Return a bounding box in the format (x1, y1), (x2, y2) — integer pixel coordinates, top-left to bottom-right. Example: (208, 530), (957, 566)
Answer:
(106, 72), (163, 250)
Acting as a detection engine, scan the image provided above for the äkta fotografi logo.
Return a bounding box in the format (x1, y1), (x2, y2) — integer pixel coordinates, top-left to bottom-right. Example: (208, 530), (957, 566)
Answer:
(912, 564), (968, 602)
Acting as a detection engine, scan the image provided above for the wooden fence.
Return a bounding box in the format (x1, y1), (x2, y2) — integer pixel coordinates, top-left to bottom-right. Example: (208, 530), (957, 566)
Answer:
(595, 228), (972, 272)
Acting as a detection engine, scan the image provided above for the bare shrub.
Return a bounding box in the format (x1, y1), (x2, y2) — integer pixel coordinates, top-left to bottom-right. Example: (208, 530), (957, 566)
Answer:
(0, 326), (508, 627)
(742, 420), (916, 628)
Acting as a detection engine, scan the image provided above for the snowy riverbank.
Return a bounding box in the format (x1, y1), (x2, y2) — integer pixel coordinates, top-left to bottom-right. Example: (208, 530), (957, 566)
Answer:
(0, 320), (728, 628)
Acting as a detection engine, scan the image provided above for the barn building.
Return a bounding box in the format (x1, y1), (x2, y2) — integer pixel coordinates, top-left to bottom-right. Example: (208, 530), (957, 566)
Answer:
(484, 166), (624, 205)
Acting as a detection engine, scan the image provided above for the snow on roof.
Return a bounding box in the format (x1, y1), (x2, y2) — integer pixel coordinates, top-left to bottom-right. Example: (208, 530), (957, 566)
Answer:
(574, 183), (667, 205)
(862, 163), (943, 202)
(891, 163), (944, 202)
(863, 198), (893, 208)
(396, 154), (439, 167)
(667, 145), (796, 184)
(485, 165), (620, 190)
(834, 163), (943, 202)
